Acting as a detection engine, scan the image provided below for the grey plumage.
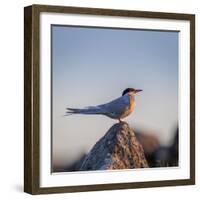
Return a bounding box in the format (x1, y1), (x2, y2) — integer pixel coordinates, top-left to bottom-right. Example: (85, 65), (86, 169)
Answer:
(66, 94), (131, 118)
(66, 106), (102, 115)
(65, 88), (142, 121)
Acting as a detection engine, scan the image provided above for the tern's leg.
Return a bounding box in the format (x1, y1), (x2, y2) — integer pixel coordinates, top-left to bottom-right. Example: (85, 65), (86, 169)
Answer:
(118, 119), (122, 123)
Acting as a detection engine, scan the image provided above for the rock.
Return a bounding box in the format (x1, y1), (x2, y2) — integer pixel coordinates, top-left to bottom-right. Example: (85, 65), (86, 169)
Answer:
(80, 122), (148, 171)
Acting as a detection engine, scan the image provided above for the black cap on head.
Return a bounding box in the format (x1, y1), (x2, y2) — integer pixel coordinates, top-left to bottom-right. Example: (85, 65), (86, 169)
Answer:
(122, 88), (135, 96)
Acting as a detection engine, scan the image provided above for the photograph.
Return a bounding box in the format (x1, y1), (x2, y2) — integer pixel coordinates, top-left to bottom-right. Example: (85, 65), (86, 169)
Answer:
(51, 25), (179, 173)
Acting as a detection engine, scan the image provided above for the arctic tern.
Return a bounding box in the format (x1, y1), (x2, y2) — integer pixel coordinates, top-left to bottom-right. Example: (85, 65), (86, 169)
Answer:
(65, 88), (142, 122)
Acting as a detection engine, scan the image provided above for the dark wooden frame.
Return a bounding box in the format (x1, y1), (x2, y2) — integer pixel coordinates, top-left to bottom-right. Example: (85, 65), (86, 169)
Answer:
(24, 4), (195, 194)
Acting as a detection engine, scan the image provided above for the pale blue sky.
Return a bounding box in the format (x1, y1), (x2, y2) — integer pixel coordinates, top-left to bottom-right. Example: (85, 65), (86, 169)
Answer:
(52, 25), (178, 169)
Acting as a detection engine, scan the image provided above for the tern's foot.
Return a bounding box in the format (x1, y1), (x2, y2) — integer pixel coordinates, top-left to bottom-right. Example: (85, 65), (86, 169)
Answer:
(118, 119), (123, 123)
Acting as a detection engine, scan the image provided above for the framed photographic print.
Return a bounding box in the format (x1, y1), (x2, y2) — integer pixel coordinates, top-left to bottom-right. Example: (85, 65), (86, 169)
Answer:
(24, 4), (195, 194)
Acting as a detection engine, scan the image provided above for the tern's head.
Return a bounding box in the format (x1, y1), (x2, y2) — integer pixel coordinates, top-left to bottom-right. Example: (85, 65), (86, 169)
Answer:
(122, 88), (143, 96)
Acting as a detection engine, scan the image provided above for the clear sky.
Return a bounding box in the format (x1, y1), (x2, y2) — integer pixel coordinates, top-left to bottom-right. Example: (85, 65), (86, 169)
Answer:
(52, 25), (178, 169)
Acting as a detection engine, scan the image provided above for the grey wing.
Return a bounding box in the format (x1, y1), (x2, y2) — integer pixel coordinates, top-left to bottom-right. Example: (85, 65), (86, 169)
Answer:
(98, 95), (130, 116)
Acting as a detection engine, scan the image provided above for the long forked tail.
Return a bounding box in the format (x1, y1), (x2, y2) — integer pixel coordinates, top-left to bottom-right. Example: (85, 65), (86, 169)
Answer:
(65, 106), (102, 115)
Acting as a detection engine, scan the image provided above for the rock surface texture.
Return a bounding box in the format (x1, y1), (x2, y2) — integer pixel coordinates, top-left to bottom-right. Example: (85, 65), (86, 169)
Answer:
(80, 122), (148, 170)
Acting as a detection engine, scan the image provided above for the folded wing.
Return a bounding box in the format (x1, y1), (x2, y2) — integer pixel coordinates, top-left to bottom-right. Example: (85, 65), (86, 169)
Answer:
(65, 94), (130, 118)
(98, 95), (130, 117)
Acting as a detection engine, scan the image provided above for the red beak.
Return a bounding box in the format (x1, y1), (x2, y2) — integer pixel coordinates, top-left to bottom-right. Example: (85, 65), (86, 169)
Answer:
(135, 89), (143, 93)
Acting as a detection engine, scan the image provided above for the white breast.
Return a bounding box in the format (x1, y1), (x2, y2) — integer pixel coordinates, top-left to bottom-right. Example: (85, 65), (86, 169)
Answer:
(120, 94), (136, 119)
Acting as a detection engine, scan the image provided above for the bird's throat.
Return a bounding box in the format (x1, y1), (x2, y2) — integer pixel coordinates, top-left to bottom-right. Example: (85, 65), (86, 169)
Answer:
(128, 94), (136, 112)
